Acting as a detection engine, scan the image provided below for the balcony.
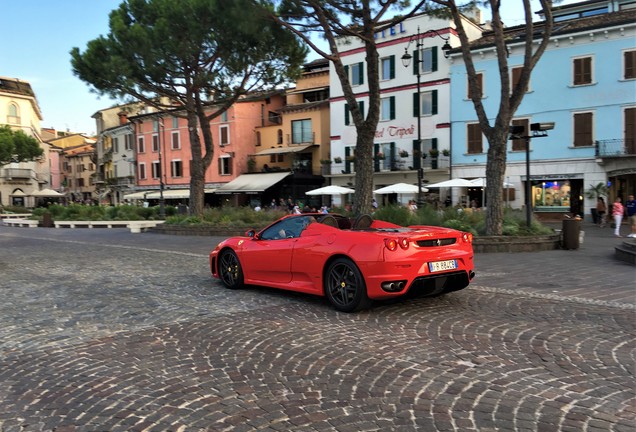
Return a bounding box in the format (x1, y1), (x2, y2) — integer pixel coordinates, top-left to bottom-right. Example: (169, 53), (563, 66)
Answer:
(596, 139), (636, 158)
(286, 133), (315, 145)
(0, 168), (36, 180)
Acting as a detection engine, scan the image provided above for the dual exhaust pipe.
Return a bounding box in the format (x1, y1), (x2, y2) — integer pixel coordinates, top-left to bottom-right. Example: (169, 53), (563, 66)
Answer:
(381, 280), (406, 292)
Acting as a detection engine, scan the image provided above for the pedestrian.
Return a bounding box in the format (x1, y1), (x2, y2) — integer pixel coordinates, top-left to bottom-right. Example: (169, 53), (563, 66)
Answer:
(596, 197), (606, 227)
(625, 194), (636, 238)
(611, 196), (625, 237)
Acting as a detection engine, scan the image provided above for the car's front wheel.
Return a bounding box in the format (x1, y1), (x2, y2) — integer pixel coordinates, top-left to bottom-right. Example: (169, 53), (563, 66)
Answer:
(324, 257), (371, 312)
(219, 249), (244, 289)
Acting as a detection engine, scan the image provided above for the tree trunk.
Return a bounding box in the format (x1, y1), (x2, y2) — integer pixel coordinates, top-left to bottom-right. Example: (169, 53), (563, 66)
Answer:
(188, 113), (206, 217)
(484, 128), (508, 236)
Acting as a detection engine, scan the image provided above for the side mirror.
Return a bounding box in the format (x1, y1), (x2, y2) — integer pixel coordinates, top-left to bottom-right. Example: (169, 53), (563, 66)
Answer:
(245, 229), (256, 238)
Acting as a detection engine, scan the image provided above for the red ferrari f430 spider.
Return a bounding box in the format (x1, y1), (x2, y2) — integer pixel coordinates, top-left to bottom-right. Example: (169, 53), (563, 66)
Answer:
(210, 213), (475, 312)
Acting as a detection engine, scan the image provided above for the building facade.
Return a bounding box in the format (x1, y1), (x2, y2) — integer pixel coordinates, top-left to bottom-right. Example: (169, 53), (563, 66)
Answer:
(0, 76), (51, 207)
(327, 12), (482, 206)
(449, 0), (636, 216)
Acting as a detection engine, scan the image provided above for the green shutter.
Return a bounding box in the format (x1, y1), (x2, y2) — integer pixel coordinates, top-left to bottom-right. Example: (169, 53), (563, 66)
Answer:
(432, 46), (438, 72)
(374, 144), (380, 171)
(359, 100), (365, 118)
(358, 62), (364, 85)
(344, 104), (350, 125)
(344, 65), (349, 81)
(432, 90), (438, 115)
(414, 139), (421, 169)
(432, 138), (438, 151)
(390, 96), (395, 120)
(390, 142), (396, 161)
(412, 49), (419, 75)
(413, 92), (420, 117)
(389, 55), (395, 79)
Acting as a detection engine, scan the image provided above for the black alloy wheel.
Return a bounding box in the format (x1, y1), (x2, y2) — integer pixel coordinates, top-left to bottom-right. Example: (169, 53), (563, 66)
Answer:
(325, 257), (371, 312)
(219, 249), (244, 289)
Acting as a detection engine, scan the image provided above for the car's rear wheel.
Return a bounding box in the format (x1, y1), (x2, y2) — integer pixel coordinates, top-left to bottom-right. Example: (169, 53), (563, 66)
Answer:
(219, 249), (244, 289)
(325, 257), (371, 312)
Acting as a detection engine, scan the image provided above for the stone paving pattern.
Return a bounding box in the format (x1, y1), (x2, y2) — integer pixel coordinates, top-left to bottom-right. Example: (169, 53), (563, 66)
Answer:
(0, 221), (634, 431)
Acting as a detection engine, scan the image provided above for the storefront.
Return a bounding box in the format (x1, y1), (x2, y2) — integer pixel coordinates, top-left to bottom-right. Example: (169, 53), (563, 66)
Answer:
(528, 176), (584, 217)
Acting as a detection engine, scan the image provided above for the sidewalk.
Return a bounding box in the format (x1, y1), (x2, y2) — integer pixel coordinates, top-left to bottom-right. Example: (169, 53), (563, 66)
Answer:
(472, 219), (635, 308)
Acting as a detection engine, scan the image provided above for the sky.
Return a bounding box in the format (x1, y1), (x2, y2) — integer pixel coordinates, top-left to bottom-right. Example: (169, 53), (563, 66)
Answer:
(1, 0), (578, 137)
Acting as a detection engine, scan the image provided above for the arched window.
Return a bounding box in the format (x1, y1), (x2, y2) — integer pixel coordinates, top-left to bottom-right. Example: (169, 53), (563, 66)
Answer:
(7, 103), (19, 124)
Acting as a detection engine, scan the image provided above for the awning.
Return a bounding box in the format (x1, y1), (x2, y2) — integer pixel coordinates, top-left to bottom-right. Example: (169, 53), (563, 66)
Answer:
(286, 86), (328, 95)
(215, 172), (291, 194)
(251, 145), (313, 156)
(123, 191), (151, 200)
(145, 188), (216, 199)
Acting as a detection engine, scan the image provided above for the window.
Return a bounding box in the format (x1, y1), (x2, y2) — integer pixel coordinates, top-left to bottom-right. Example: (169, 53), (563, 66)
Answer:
(467, 123), (483, 154)
(624, 50), (636, 80)
(125, 134), (133, 151)
(573, 56), (592, 85)
(380, 56), (395, 80)
(171, 131), (180, 150)
(291, 119), (312, 144)
(138, 163), (147, 180)
(152, 134), (159, 152)
(172, 116), (179, 129)
(414, 90), (438, 116)
(220, 125), (230, 146)
(7, 102), (19, 123)
(418, 47), (437, 74)
(153, 119), (159, 132)
(511, 66), (528, 93)
(256, 131), (261, 147)
(113, 137), (119, 153)
(625, 107), (636, 154)
(221, 111), (228, 122)
(78, 178), (85, 187)
(380, 96), (395, 121)
(137, 136), (145, 153)
(171, 160), (183, 177)
(344, 101), (365, 126)
(218, 156), (232, 175)
(573, 112), (594, 147)
(277, 129), (283, 145)
(468, 73), (483, 99)
(152, 161), (161, 179)
(347, 62), (364, 86)
(511, 119), (529, 151)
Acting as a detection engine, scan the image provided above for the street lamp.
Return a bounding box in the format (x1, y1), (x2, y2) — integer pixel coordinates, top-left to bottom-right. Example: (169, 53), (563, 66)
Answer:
(401, 26), (452, 206)
(157, 118), (166, 219)
(509, 122), (555, 227)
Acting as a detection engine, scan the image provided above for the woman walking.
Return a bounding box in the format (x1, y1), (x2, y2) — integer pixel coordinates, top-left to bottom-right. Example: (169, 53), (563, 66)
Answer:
(612, 196), (625, 237)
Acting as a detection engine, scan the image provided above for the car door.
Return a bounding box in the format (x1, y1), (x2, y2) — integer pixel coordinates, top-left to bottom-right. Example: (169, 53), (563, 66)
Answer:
(240, 220), (295, 284)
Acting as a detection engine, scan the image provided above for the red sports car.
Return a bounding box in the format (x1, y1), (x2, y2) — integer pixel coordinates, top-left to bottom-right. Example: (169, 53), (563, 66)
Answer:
(209, 213), (475, 312)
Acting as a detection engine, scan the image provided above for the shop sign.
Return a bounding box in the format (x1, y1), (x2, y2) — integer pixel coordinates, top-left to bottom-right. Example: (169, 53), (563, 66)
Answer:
(523, 174), (583, 181)
(374, 23), (406, 40)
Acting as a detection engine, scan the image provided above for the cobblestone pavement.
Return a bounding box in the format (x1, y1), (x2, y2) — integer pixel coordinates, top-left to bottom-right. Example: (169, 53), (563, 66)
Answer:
(0, 223), (634, 431)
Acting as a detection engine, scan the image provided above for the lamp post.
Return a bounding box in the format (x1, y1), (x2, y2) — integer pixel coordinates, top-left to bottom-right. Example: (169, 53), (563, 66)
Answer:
(401, 26), (452, 206)
(157, 118), (165, 219)
(509, 122), (555, 227)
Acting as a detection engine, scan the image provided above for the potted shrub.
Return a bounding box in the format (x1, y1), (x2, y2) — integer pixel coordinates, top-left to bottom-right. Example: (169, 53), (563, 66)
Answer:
(376, 152), (385, 160)
(442, 149), (450, 157)
(320, 159), (332, 165)
(333, 156), (343, 163)
(399, 150), (409, 157)
(429, 148), (439, 158)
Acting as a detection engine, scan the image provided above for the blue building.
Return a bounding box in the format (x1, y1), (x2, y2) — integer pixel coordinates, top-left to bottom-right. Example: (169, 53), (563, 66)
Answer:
(449, 0), (635, 219)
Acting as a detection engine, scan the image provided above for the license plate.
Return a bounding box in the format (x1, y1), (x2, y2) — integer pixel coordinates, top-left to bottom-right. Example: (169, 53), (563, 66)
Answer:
(429, 260), (457, 272)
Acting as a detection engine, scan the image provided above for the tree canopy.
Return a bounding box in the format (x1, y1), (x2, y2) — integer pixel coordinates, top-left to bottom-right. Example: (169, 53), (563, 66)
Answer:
(0, 125), (44, 165)
(70, 0), (307, 216)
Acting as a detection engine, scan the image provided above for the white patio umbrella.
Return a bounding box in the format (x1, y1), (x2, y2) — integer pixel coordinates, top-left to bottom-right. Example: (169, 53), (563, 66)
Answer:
(426, 178), (476, 188)
(31, 188), (64, 197)
(305, 185), (355, 196)
(373, 183), (428, 194)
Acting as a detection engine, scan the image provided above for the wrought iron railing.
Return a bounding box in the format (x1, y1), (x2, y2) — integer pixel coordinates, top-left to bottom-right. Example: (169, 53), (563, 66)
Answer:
(595, 139), (636, 157)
